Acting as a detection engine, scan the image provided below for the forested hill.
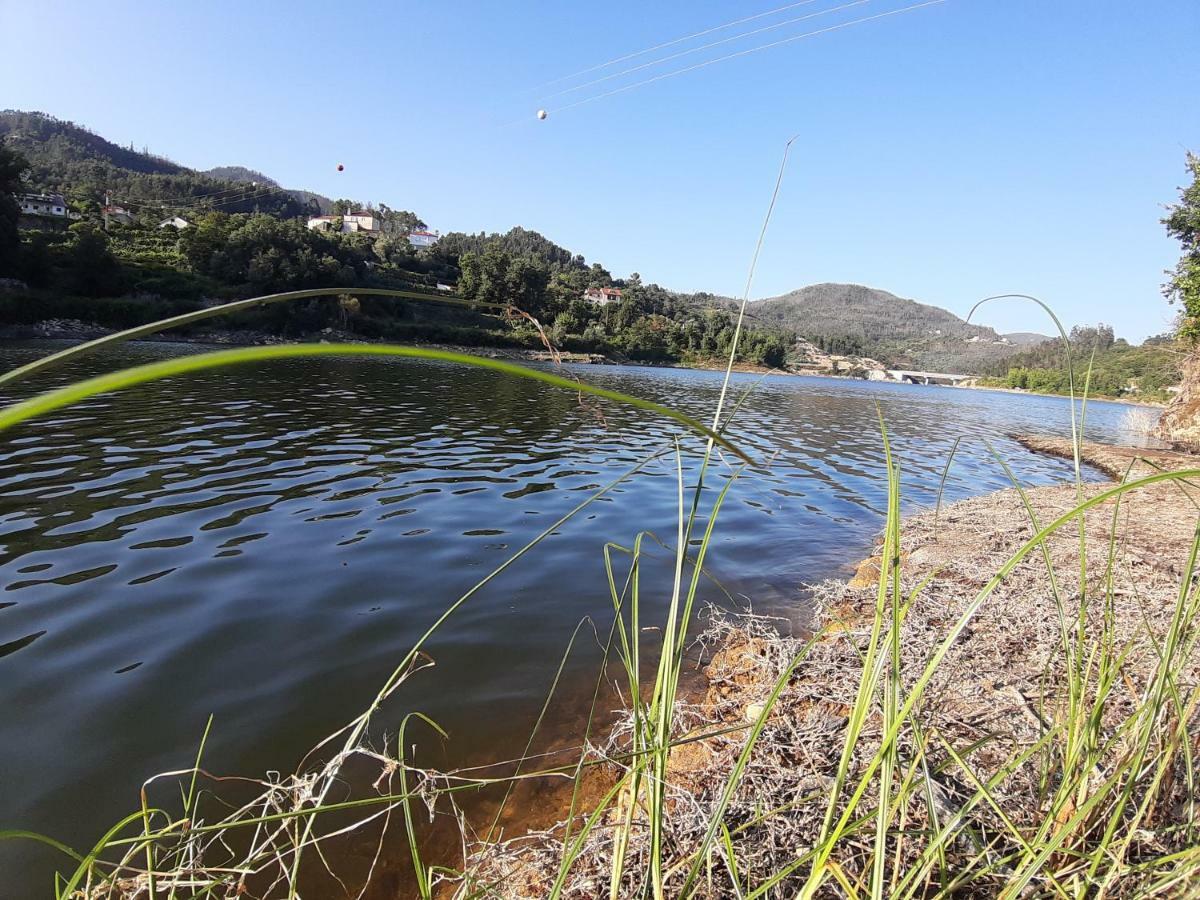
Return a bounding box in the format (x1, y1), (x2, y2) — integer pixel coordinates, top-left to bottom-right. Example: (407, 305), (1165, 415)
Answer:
(978, 326), (1183, 401)
(751, 283), (1028, 373)
(0, 111), (328, 218)
(3, 109), (1158, 385)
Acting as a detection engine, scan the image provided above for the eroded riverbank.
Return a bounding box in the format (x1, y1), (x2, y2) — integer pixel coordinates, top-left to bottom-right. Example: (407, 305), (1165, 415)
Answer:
(462, 436), (1200, 896)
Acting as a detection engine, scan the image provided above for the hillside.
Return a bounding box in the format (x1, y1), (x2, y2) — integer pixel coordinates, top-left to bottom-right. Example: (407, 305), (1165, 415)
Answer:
(200, 166), (278, 185)
(1004, 331), (1054, 346)
(978, 328), (1183, 401)
(1, 110), (1149, 383)
(751, 283), (1024, 373)
(0, 112), (794, 367)
(0, 110), (324, 218)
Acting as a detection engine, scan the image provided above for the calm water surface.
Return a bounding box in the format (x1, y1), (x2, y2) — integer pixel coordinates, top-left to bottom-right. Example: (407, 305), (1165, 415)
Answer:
(0, 341), (1147, 888)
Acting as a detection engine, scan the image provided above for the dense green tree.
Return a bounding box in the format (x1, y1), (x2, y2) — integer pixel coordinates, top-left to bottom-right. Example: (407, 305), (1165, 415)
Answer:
(990, 332), (1181, 400)
(377, 204), (425, 234)
(65, 223), (122, 296)
(0, 111), (312, 218)
(1069, 323), (1116, 352)
(2, 111), (799, 367)
(1166, 154), (1200, 338)
(0, 137), (29, 276)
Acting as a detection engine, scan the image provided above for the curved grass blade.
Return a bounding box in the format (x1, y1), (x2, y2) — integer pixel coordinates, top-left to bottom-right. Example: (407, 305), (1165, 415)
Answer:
(932, 435), (962, 532)
(966, 294), (1080, 490)
(0, 829), (86, 864)
(397, 713), (449, 900)
(0, 287), (509, 390)
(0, 343), (752, 464)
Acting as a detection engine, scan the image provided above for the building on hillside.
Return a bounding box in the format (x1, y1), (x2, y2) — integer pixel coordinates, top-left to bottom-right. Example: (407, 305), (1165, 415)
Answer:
(102, 205), (135, 226)
(306, 212), (382, 235)
(406, 230), (439, 249)
(18, 193), (69, 217)
(16, 192), (80, 229)
(436, 282), (454, 292)
(583, 287), (622, 306)
(158, 216), (191, 229)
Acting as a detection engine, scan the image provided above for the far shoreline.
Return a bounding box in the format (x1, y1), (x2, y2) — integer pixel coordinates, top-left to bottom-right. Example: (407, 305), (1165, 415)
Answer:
(0, 318), (1167, 409)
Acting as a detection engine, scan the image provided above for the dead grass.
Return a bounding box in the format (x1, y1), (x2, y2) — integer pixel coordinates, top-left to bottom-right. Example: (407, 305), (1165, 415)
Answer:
(461, 438), (1200, 897)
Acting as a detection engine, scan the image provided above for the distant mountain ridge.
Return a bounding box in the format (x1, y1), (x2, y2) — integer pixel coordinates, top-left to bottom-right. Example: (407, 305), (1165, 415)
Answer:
(751, 283), (1029, 374)
(1003, 331), (1054, 346)
(1, 110), (1054, 375)
(0, 110), (331, 216)
(201, 166), (279, 186)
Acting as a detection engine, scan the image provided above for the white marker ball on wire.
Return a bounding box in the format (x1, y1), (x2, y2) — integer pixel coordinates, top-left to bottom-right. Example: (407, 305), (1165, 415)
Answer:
(537, 109), (547, 121)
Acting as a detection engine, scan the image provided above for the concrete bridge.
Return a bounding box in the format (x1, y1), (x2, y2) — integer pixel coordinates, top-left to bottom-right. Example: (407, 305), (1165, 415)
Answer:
(868, 369), (974, 387)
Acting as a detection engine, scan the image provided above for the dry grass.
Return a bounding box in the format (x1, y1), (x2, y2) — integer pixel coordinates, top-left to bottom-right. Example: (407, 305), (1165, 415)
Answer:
(461, 441), (1200, 897)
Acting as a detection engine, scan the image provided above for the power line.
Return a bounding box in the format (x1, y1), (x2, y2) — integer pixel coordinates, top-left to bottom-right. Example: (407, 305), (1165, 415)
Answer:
(538, 0), (872, 104)
(549, 0), (947, 116)
(530, 0), (833, 91)
(111, 180), (303, 212)
(114, 178), (281, 208)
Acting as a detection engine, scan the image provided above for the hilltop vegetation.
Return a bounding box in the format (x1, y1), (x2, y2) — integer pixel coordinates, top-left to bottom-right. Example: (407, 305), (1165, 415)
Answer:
(751, 283), (1028, 373)
(0, 113), (789, 366)
(0, 110), (1178, 387)
(980, 325), (1183, 401)
(0, 111), (319, 219)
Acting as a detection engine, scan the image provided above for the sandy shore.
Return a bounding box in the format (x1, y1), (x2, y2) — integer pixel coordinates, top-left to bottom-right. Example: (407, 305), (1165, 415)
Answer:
(463, 436), (1200, 896)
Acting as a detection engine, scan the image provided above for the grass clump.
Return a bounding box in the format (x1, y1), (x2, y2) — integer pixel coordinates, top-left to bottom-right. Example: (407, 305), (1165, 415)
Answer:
(5, 150), (1200, 898)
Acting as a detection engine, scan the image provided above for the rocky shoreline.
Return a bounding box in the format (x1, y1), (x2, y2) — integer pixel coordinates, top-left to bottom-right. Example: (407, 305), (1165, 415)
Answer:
(463, 435), (1200, 895)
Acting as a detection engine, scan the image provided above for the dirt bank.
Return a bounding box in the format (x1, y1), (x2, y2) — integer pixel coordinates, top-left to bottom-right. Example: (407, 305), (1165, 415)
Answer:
(462, 436), (1200, 896)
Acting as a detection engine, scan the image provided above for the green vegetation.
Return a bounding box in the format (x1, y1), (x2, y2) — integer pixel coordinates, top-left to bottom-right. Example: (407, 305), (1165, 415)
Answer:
(0, 111), (790, 368)
(3, 294), (1200, 896)
(1165, 153), (1200, 339)
(749, 282), (1035, 373)
(979, 325), (1182, 401)
(0, 109), (1181, 382)
(0, 110), (315, 219)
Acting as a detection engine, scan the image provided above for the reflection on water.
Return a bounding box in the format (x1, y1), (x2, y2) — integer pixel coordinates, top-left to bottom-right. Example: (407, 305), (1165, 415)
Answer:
(0, 340), (1145, 890)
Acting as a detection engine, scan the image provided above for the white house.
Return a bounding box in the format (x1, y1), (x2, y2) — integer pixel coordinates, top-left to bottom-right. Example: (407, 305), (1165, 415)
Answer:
(158, 216), (191, 229)
(407, 229), (439, 249)
(307, 212), (382, 235)
(583, 287), (622, 306)
(17, 192), (71, 218)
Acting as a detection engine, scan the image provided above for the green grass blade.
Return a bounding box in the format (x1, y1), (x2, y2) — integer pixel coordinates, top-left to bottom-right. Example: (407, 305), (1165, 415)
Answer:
(0, 343), (751, 464)
(0, 287), (507, 389)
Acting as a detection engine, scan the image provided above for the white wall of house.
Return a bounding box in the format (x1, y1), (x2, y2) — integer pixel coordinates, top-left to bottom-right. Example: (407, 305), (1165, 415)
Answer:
(307, 214), (382, 235)
(342, 213), (380, 232)
(583, 287), (622, 306)
(18, 194), (68, 217)
(407, 230), (439, 248)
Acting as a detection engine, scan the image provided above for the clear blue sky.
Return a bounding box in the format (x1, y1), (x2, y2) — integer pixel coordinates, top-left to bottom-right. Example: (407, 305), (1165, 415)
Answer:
(3, 0), (1197, 341)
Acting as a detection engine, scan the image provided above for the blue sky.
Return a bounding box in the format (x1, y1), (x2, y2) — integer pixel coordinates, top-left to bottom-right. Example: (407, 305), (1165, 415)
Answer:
(3, 0), (1197, 341)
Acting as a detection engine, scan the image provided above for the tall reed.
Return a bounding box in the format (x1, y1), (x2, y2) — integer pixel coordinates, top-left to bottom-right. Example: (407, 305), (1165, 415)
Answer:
(3, 183), (1200, 900)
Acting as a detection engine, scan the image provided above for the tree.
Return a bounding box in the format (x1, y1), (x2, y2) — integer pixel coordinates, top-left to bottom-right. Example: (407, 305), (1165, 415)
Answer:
(1166, 153), (1200, 338)
(377, 204), (425, 235)
(457, 242), (550, 316)
(1070, 323), (1115, 352)
(66, 223), (122, 296)
(0, 137), (29, 276)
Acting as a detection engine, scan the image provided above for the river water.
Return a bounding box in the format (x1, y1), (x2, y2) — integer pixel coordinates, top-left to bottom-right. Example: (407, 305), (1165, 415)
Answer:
(0, 341), (1149, 890)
